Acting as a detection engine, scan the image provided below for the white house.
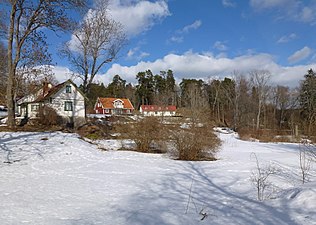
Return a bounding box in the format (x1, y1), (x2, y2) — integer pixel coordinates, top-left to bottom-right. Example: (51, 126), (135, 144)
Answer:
(17, 79), (86, 127)
(139, 105), (176, 117)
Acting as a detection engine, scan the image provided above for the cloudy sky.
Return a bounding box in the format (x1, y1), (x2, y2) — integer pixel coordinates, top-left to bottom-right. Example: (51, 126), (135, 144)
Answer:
(51, 0), (316, 87)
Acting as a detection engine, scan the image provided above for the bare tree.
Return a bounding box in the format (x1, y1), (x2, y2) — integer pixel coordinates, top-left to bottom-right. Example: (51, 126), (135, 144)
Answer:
(3, 0), (87, 128)
(232, 72), (253, 130)
(61, 0), (126, 95)
(249, 70), (271, 130)
(250, 153), (276, 201)
(299, 140), (312, 184)
(15, 66), (58, 98)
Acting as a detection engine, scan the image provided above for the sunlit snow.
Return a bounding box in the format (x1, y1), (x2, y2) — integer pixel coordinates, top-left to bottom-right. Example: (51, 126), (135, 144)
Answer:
(0, 131), (315, 225)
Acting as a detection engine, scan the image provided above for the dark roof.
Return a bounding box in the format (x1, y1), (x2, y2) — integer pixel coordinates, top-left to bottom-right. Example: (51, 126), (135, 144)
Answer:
(33, 79), (86, 103)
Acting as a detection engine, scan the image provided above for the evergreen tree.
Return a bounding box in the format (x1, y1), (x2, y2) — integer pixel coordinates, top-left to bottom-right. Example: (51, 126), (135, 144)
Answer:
(299, 69), (316, 135)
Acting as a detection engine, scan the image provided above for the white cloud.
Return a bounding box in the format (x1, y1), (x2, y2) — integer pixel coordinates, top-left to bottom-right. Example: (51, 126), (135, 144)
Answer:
(97, 51), (313, 87)
(52, 52), (315, 88)
(51, 66), (82, 84)
(300, 6), (314, 23)
(182, 20), (202, 33)
(213, 41), (228, 51)
(108, 0), (170, 37)
(126, 47), (150, 60)
(169, 20), (202, 43)
(250, 0), (316, 24)
(222, 0), (236, 8)
(288, 46), (312, 64)
(277, 33), (297, 43)
(127, 49), (135, 58)
(169, 36), (184, 43)
(250, 0), (289, 10)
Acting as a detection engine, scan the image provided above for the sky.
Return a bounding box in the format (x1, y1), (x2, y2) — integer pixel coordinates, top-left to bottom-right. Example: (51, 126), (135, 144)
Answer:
(50, 0), (316, 87)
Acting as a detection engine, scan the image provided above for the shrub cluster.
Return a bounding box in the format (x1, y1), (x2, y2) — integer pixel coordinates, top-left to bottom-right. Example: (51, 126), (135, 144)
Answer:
(170, 124), (220, 161)
(37, 106), (63, 126)
(117, 116), (166, 153)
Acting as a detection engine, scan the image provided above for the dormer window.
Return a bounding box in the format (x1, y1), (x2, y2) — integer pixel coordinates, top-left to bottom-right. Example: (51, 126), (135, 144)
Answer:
(113, 99), (124, 108)
(66, 85), (71, 93)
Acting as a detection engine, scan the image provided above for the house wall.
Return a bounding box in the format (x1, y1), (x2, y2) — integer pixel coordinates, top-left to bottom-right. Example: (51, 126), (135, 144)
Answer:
(95, 100), (104, 114)
(27, 103), (40, 118)
(46, 83), (85, 125)
(143, 111), (175, 117)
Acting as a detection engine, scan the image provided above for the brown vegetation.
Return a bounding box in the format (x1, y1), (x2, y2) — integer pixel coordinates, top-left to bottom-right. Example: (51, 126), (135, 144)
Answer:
(117, 116), (166, 153)
(170, 123), (220, 161)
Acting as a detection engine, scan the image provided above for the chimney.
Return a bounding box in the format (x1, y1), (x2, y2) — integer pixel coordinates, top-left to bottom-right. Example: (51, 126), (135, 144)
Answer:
(43, 82), (53, 97)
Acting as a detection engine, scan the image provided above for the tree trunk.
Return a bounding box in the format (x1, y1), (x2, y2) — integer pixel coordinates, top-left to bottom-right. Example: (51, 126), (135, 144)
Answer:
(256, 100), (261, 130)
(6, 2), (17, 128)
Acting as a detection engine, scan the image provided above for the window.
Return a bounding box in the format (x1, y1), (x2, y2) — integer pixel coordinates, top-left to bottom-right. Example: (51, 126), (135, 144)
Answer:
(104, 109), (109, 113)
(66, 85), (72, 93)
(31, 104), (39, 111)
(113, 100), (123, 108)
(64, 101), (73, 111)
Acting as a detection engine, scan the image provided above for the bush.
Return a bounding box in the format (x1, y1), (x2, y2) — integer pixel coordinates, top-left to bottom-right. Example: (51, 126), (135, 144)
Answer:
(118, 116), (166, 153)
(37, 106), (63, 126)
(170, 124), (220, 161)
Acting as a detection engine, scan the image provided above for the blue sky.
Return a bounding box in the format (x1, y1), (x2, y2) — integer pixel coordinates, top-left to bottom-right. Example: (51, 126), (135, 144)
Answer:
(51, 0), (316, 87)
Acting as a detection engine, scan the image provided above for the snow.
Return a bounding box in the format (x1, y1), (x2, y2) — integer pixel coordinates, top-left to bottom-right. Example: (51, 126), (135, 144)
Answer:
(0, 131), (315, 225)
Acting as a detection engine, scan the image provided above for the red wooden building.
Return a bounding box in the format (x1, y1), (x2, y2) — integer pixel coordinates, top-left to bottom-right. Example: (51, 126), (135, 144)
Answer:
(94, 97), (134, 115)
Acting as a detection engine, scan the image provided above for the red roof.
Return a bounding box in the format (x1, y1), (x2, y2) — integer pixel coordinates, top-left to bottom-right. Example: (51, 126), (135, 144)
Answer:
(140, 105), (176, 112)
(98, 97), (134, 110)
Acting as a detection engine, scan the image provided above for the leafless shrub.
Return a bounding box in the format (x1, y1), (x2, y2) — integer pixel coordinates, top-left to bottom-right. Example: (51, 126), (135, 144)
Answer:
(299, 140), (313, 183)
(250, 153), (276, 201)
(37, 106), (63, 126)
(118, 116), (166, 153)
(170, 123), (220, 161)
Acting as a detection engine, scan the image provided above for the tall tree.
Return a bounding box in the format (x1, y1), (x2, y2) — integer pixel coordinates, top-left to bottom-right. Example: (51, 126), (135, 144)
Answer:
(61, 0), (126, 95)
(106, 74), (126, 98)
(165, 69), (176, 105)
(299, 69), (316, 136)
(3, 0), (87, 128)
(180, 79), (207, 109)
(153, 72), (166, 105)
(135, 70), (155, 107)
(249, 70), (271, 130)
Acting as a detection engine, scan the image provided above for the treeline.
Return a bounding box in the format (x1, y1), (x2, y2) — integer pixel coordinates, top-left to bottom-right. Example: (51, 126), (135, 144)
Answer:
(85, 68), (316, 137)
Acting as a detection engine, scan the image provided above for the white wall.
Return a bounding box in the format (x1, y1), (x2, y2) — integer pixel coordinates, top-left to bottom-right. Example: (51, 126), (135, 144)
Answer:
(47, 83), (85, 119)
(143, 111), (175, 117)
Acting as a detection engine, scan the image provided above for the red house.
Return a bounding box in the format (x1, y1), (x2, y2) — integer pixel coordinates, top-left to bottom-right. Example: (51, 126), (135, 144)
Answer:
(140, 105), (176, 117)
(94, 97), (134, 115)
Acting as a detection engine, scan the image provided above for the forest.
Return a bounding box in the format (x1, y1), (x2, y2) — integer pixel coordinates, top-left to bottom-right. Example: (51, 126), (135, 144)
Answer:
(83, 68), (316, 140)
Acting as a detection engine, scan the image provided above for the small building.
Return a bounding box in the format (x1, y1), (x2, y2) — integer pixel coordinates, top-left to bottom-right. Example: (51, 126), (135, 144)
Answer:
(17, 79), (86, 126)
(140, 105), (176, 117)
(94, 97), (134, 115)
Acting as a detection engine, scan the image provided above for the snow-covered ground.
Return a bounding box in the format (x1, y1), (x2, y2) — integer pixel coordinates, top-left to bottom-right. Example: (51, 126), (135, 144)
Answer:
(0, 131), (315, 225)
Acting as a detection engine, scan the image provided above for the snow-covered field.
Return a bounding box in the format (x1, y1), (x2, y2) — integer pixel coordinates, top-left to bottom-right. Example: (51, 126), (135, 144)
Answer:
(0, 131), (315, 225)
